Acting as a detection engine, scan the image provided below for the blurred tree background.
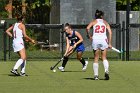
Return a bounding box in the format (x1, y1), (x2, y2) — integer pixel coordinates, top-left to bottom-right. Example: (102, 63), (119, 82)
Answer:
(0, 0), (51, 50)
(0, 0), (139, 51)
(0, 0), (139, 23)
(1, 0), (51, 24)
(117, 0), (140, 10)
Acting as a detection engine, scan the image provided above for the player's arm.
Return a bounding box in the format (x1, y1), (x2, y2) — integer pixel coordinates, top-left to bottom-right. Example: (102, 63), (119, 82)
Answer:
(64, 37), (70, 56)
(105, 21), (112, 48)
(20, 24), (35, 44)
(5, 25), (14, 38)
(86, 20), (95, 39)
(74, 31), (83, 48)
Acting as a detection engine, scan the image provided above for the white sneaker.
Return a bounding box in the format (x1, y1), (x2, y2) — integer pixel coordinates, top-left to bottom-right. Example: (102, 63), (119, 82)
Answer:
(10, 69), (19, 76)
(20, 72), (28, 76)
(82, 61), (88, 71)
(94, 75), (99, 80)
(57, 66), (65, 72)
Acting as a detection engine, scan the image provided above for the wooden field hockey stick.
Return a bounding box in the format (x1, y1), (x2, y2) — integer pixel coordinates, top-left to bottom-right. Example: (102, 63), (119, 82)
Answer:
(50, 47), (75, 70)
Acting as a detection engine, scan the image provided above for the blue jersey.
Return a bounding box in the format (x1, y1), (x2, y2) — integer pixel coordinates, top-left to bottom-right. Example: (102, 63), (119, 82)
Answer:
(65, 31), (85, 52)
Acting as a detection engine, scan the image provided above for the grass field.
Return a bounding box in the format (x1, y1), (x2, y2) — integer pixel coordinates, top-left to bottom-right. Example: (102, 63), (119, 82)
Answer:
(0, 60), (140, 93)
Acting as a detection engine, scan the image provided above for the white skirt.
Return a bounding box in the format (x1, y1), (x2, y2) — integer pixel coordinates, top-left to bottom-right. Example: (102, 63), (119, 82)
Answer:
(92, 38), (108, 50)
(12, 38), (24, 52)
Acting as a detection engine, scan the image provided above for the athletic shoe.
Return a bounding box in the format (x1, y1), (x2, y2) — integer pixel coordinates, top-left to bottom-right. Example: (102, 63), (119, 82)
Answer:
(20, 72), (28, 76)
(10, 69), (19, 76)
(57, 66), (65, 72)
(94, 75), (99, 80)
(104, 72), (109, 80)
(82, 61), (88, 71)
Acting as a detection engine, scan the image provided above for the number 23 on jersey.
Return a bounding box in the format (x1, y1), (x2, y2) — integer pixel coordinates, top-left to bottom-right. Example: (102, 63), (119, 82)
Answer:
(95, 25), (105, 33)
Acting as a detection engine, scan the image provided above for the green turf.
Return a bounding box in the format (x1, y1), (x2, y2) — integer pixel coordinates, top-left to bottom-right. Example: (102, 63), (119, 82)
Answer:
(0, 61), (140, 93)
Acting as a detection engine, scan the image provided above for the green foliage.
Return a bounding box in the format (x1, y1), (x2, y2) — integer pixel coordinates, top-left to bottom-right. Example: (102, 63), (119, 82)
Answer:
(25, 29), (38, 51)
(0, 11), (8, 18)
(117, 0), (140, 10)
(117, 0), (135, 5)
(27, 0), (50, 9)
(0, 0), (8, 18)
(25, 0), (50, 24)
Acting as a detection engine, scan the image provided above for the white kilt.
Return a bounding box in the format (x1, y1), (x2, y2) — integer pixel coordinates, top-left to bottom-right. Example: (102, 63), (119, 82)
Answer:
(12, 38), (24, 52)
(92, 38), (108, 50)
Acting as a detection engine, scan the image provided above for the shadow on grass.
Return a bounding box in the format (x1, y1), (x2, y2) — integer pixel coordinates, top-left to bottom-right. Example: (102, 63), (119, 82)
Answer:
(83, 77), (107, 80)
(8, 74), (28, 77)
(62, 71), (84, 72)
(8, 74), (20, 77)
(0, 74), (18, 77)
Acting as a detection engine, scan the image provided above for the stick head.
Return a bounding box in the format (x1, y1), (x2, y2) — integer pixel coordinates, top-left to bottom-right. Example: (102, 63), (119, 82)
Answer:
(37, 41), (46, 44)
(50, 67), (53, 70)
(34, 41), (47, 46)
(120, 49), (123, 53)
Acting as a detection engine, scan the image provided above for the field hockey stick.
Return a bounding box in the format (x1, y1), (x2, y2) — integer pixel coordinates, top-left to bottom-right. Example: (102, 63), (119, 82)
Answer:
(65, 47), (75, 57)
(35, 41), (47, 45)
(50, 57), (64, 70)
(50, 47), (75, 70)
(86, 32), (90, 39)
(111, 47), (123, 53)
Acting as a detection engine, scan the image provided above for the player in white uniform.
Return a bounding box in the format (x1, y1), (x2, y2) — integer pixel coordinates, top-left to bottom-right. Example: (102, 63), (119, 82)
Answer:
(6, 15), (35, 76)
(86, 10), (112, 80)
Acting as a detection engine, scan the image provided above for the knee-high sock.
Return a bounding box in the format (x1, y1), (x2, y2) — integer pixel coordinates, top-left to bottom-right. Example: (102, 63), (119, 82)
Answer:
(103, 60), (109, 73)
(62, 56), (68, 68)
(80, 57), (86, 66)
(21, 60), (26, 73)
(13, 59), (24, 70)
(93, 63), (99, 76)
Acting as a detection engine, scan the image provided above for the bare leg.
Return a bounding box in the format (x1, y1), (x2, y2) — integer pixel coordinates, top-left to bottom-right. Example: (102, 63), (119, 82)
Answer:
(77, 52), (85, 65)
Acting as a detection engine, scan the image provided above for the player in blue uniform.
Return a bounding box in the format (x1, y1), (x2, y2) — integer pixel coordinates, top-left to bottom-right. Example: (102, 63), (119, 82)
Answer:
(58, 23), (88, 72)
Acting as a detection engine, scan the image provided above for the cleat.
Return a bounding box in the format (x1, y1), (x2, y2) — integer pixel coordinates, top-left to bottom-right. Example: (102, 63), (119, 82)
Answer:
(94, 75), (99, 80)
(20, 72), (28, 76)
(82, 61), (88, 71)
(57, 66), (65, 72)
(10, 69), (20, 76)
(105, 72), (109, 80)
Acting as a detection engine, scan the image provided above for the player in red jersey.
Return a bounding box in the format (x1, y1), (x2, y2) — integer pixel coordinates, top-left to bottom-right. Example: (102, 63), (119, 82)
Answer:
(6, 15), (35, 76)
(86, 10), (112, 80)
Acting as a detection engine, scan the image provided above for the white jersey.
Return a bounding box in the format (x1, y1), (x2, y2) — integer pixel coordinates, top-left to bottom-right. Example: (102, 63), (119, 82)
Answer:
(92, 19), (108, 50)
(13, 23), (23, 39)
(92, 19), (107, 40)
(12, 23), (24, 52)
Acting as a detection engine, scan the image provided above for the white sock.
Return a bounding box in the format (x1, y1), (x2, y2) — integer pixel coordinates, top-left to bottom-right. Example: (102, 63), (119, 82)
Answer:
(13, 59), (23, 70)
(21, 60), (26, 73)
(93, 63), (99, 76)
(103, 60), (109, 73)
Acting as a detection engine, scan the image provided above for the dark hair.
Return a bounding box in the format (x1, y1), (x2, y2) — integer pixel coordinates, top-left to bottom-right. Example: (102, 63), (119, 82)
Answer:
(16, 15), (24, 21)
(64, 23), (72, 28)
(95, 9), (104, 19)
